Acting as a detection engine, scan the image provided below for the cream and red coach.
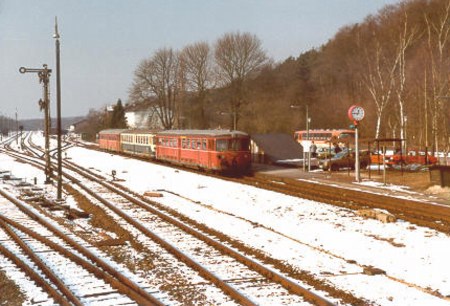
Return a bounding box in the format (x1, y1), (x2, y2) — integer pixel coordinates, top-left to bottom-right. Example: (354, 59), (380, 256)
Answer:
(155, 130), (251, 174)
(120, 129), (159, 158)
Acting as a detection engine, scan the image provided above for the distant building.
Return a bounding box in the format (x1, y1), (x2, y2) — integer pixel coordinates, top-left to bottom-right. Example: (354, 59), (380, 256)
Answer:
(68, 119), (88, 133)
(125, 102), (165, 129)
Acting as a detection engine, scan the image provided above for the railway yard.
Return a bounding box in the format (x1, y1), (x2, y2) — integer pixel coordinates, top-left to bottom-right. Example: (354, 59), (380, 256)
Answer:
(0, 132), (449, 305)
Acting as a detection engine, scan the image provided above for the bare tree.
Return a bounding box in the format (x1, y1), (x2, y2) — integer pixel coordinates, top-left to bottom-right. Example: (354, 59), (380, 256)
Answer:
(214, 32), (267, 130)
(181, 41), (213, 128)
(129, 48), (181, 129)
(393, 10), (418, 152)
(424, 0), (450, 154)
(357, 18), (401, 139)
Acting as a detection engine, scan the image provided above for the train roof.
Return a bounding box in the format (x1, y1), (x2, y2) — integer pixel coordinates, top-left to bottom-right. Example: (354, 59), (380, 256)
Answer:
(98, 129), (129, 135)
(157, 129), (249, 137)
(295, 129), (355, 133)
(120, 129), (161, 135)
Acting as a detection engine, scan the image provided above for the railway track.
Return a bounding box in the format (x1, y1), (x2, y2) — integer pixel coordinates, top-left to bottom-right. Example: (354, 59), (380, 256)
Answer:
(69, 134), (450, 234)
(4, 132), (449, 304)
(0, 189), (163, 305)
(0, 133), (342, 305)
(232, 173), (450, 233)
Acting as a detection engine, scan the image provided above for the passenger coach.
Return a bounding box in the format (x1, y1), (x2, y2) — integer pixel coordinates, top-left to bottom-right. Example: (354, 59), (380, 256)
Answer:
(98, 129), (128, 152)
(155, 130), (252, 174)
(120, 129), (159, 158)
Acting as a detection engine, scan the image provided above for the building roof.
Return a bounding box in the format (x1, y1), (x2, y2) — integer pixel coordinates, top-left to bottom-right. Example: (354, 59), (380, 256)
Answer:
(251, 133), (303, 162)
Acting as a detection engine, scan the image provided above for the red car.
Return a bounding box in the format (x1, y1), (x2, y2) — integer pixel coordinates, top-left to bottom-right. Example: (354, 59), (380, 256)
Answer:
(391, 150), (438, 165)
(155, 130), (251, 174)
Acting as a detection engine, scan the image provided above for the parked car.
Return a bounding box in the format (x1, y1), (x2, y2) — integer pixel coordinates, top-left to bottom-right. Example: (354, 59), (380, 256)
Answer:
(322, 150), (371, 171)
(395, 150), (438, 165)
(316, 147), (333, 159)
(371, 149), (437, 166)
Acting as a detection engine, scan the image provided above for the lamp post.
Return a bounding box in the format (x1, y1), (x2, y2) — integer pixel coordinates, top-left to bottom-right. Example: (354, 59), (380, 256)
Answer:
(54, 17), (63, 201)
(290, 104), (310, 171)
(218, 111), (237, 130)
(307, 113), (311, 172)
(19, 65), (52, 184)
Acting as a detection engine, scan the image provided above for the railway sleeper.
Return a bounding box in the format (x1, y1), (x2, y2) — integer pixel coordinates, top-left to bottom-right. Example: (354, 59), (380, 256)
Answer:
(356, 209), (397, 223)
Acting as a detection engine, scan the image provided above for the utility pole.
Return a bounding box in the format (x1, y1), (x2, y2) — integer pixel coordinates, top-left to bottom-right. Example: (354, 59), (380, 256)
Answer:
(54, 17), (63, 201)
(15, 109), (18, 145)
(19, 65), (53, 184)
(306, 105), (311, 172)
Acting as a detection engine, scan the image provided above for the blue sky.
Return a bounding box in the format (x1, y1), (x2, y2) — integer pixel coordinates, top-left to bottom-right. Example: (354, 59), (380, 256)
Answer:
(0, 0), (401, 119)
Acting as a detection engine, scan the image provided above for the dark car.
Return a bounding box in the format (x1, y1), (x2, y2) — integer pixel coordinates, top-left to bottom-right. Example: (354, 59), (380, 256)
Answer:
(322, 150), (371, 171)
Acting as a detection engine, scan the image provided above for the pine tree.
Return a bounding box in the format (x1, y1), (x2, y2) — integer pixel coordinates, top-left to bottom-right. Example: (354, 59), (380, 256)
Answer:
(111, 99), (128, 128)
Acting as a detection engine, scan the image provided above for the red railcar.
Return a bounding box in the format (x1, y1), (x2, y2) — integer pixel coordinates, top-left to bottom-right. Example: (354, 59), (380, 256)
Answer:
(98, 129), (128, 152)
(155, 130), (251, 174)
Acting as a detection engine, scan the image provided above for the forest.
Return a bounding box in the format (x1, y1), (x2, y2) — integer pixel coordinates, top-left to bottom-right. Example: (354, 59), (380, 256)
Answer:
(84, 0), (449, 153)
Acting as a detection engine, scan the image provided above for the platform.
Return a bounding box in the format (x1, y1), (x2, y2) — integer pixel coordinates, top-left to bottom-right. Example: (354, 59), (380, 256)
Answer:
(252, 164), (450, 206)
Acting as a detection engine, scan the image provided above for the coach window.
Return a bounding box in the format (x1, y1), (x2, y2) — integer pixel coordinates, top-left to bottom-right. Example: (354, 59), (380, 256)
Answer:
(202, 139), (207, 150)
(216, 139), (227, 152)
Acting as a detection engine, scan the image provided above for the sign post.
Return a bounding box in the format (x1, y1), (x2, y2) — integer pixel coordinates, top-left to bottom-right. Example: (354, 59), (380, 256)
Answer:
(348, 105), (365, 182)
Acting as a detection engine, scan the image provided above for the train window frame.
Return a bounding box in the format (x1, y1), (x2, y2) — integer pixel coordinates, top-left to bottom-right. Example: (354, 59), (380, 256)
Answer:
(216, 139), (228, 152)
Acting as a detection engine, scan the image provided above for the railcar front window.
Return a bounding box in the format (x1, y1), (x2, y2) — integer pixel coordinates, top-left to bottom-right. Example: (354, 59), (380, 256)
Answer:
(230, 139), (239, 150)
(241, 138), (250, 151)
(227, 138), (250, 151)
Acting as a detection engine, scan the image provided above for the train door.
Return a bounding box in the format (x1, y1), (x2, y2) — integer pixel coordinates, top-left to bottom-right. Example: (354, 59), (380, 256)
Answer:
(198, 138), (208, 167)
(208, 139), (214, 169)
(176, 136), (181, 162)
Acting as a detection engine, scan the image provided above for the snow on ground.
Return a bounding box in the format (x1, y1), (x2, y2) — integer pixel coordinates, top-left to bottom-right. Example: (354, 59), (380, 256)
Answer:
(61, 145), (450, 305)
(1, 134), (450, 305)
